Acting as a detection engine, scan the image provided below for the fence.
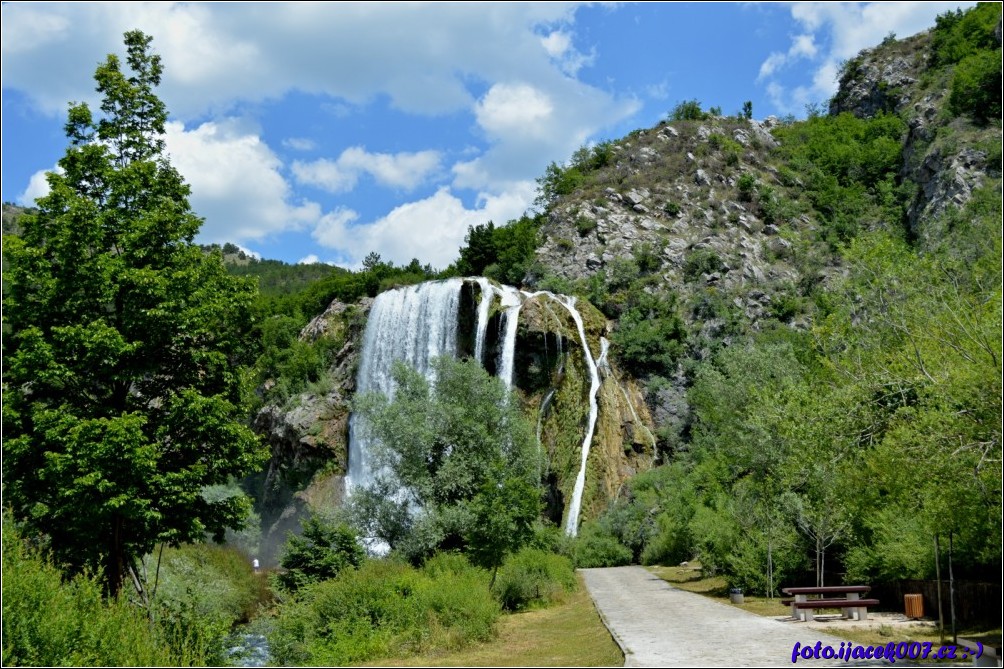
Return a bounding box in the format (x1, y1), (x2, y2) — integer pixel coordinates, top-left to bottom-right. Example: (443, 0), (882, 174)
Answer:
(872, 579), (1002, 624)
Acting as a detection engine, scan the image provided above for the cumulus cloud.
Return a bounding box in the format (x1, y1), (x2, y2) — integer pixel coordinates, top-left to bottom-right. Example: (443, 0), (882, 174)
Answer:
(1, 3), (586, 118)
(759, 2), (975, 114)
(164, 119), (321, 243)
(297, 253), (321, 265)
(539, 29), (595, 76)
(311, 184), (535, 269)
(3, 3), (640, 267)
(293, 147), (442, 194)
(18, 166), (60, 205)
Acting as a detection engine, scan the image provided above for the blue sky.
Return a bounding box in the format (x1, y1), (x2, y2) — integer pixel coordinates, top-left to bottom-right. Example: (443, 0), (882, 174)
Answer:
(2, 2), (972, 269)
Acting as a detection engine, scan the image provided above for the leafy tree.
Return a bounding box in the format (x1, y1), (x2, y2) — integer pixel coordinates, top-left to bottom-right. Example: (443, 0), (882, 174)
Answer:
(669, 99), (709, 121)
(276, 515), (364, 593)
(2, 31), (265, 596)
(349, 356), (541, 571)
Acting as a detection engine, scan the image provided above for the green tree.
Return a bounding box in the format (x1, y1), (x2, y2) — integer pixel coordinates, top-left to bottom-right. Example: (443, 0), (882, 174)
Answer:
(349, 356), (541, 570)
(276, 515), (365, 593)
(2, 31), (265, 596)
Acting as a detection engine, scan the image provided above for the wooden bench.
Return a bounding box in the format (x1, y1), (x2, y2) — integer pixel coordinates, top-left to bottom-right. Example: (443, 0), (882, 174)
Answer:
(782, 586), (875, 622)
(793, 597), (879, 622)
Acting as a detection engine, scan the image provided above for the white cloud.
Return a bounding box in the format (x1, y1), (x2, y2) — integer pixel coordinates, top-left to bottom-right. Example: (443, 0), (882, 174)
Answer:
(757, 33), (817, 82)
(539, 29), (594, 76)
(1, 3), (587, 118)
(298, 253), (321, 264)
(18, 166), (60, 205)
(164, 119), (321, 243)
(311, 184), (535, 269)
(282, 137), (317, 151)
(760, 2), (977, 114)
(293, 147), (442, 194)
(541, 31), (572, 59)
(475, 83), (554, 139)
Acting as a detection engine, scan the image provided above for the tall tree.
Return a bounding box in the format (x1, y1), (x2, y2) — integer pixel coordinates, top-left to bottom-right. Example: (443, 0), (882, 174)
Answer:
(350, 356), (541, 569)
(2, 31), (265, 595)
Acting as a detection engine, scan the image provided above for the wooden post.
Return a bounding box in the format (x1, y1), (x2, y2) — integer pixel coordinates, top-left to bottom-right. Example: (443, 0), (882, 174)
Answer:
(949, 531), (957, 645)
(935, 535), (944, 645)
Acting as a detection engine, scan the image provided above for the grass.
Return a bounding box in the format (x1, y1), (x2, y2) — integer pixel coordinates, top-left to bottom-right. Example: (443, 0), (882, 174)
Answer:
(647, 562), (1001, 655)
(355, 574), (624, 667)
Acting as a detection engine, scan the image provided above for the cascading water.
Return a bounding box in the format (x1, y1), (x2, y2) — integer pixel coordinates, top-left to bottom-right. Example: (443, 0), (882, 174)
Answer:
(473, 278), (495, 367)
(552, 295), (601, 537)
(346, 279), (463, 492)
(347, 279), (614, 538)
(496, 285), (522, 390)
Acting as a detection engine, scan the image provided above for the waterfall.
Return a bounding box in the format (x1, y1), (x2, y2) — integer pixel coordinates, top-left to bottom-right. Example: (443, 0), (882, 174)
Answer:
(553, 295), (602, 537)
(347, 279), (613, 538)
(496, 285), (522, 390)
(473, 278), (495, 366)
(346, 279), (463, 492)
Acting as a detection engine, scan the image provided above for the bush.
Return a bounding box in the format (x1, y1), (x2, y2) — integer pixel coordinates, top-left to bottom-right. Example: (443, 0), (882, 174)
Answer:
(684, 248), (724, 279)
(142, 542), (273, 664)
(275, 515), (364, 594)
(663, 201), (681, 217)
(737, 172), (757, 202)
(948, 49), (1002, 120)
(575, 216), (598, 236)
(269, 557), (499, 665)
(670, 99), (709, 121)
(493, 549), (577, 611)
(2, 519), (173, 666)
(572, 522), (633, 568)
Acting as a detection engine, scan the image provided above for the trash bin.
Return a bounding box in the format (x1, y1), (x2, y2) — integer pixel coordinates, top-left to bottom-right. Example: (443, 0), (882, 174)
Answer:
(730, 588), (744, 604)
(904, 593), (924, 619)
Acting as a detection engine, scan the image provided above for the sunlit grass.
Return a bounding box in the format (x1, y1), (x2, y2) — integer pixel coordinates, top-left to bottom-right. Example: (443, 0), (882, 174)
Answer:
(356, 574), (624, 667)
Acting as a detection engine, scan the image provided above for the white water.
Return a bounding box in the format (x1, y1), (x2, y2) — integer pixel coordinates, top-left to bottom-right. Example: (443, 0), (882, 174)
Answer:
(346, 279), (463, 492)
(521, 293), (603, 537)
(347, 280), (606, 538)
(473, 278), (495, 367)
(596, 337), (611, 376)
(496, 285), (522, 389)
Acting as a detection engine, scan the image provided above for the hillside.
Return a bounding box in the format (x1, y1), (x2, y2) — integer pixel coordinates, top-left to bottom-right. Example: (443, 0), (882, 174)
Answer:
(250, 4), (1000, 593)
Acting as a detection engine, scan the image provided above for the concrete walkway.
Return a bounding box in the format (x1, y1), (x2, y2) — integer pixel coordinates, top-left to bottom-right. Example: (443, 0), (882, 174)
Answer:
(581, 566), (868, 667)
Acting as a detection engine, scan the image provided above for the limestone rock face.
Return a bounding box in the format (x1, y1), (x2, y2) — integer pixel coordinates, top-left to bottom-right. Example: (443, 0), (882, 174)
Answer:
(826, 28), (1000, 242)
(253, 298), (371, 553)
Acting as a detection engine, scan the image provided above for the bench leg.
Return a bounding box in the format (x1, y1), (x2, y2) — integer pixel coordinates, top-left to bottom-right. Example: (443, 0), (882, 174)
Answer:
(856, 607), (867, 621)
(803, 608), (815, 622)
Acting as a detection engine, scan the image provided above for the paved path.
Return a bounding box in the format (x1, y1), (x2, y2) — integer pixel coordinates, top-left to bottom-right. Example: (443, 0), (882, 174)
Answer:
(581, 566), (864, 667)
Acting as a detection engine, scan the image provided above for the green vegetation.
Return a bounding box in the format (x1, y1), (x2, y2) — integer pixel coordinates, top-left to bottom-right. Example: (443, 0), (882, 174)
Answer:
(450, 215), (541, 285)
(350, 356), (542, 569)
(268, 556), (500, 665)
(359, 574), (623, 667)
(2, 30), (265, 597)
(3, 519), (174, 666)
(275, 514), (365, 593)
(773, 111), (908, 244)
(571, 184), (1002, 595)
(493, 548), (577, 611)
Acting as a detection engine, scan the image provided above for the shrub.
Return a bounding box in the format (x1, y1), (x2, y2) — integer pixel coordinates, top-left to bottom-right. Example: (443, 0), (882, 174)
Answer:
(948, 49), (1002, 120)
(2, 519), (172, 667)
(275, 515), (364, 594)
(493, 549), (577, 611)
(268, 557), (499, 665)
(663, 201), (681, 217)
(572, 522), (633, 568)
(737, 172), (757, 202)
(670, 99), (709, 121)
(684, 248), (724, 280)
(575, 216), (598, 236)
